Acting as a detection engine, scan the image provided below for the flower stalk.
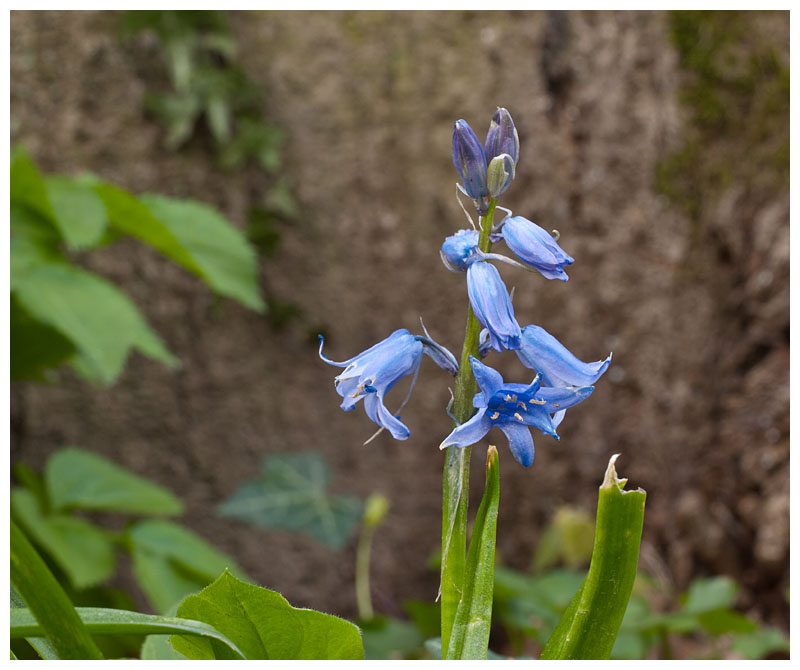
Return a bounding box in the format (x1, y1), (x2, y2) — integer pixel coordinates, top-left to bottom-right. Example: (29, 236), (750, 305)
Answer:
(440, 198), (497, 656)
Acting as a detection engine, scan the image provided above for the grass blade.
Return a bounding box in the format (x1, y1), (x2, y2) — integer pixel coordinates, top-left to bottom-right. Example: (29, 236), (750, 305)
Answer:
(10, 607), (246, 660)
(10, 520), (103, 659)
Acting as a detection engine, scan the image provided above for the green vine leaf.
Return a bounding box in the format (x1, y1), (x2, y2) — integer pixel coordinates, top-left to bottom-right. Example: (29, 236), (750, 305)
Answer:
(218, 451), (363, 550)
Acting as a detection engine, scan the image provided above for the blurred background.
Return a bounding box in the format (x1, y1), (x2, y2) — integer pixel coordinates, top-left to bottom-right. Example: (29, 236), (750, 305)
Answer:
(10, 10), (789, 659)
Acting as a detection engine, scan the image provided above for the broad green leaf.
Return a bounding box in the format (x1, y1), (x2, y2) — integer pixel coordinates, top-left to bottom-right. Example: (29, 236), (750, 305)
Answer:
(44, 176), (107, 249)
(10, 147), (55, 223)
(93, 182), (203, 273)
(128, 519), (246, 614)
(10, 520), (104, 659)
(218, 450), (363, 549)
(10, 205), (62, 285)
(10, 607), (244, 659)
(360, 616), (425, 660)
(446, 446), (500, 660)
(13, 259), (178, 384)
(683, 576), (738, 614)
(141, 634), (189, 660)
(170, 570), (364, 660)
(141, 194), (265, 311)
(10, 295), (76, 382)
(45, 447), (183, 515)
(11, 488), (116, 590)
(609, 631), (648, 660)
(732, 627), (790, 659)
(541, 455), (646, 660)
(697, 608), (758, 635)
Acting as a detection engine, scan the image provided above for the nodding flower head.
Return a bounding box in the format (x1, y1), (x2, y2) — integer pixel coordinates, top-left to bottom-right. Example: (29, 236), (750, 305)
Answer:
(319, 328), (458, 440)
(440, 229), (480, 272)
(452, 120), (489, 201)
(439, 357), (593, 467)
(499, 216), (574, 282)
(467, 261), (521, 352)
(485, 107), (519, 166)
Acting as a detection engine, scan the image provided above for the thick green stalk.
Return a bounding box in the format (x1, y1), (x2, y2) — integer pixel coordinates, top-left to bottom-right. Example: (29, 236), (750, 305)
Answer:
(540, 455), (646, 659)
(441, 199), (497, 657)
(10, 520), (104, 660)
(446, 446), (500, 659)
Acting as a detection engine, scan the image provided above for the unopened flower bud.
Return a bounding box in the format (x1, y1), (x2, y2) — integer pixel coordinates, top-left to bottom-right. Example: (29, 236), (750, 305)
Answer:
(485, 107), (519, 165)
(363, 493), (390, 529)
(486, 153), (515, 198)
(452, 120), (488, 200)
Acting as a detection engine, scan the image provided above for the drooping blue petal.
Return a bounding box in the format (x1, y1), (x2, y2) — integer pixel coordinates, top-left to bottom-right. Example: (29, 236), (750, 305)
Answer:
(364, 391), (411, 440)
(552, 409), (567, 429)
(516, 325), (612, 387)
(497, 421), (535, 467)
(466, 261), (521, 352)
(469, 355), (505, 408)
(500, 216), (574, 281)
(452, 120), (488, 200)
(440, 229), (480, 272)
(439, 408), (492, 449)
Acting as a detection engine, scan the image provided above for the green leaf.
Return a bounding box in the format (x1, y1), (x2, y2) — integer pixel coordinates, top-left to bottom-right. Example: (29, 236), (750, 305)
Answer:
(541, 455), (646, 660)
(93, 182), (203, 272)
(141, 634), (189, 660)
(141, 194), (265, 311)
(128, 519), (247, 614)
(170, 570), (364, 659)
(218, 450), (363, 549)
(10, 520), (104, 659)
(10, 607), (245, 659)
(10, 147), (55, 223)
(44, 176), (107, 249)
(697, 608), (758, 635)
(13, 259), (179, 384)
(11, 488), (116, 590)
(732, 627), (790, 659)
(45, 447), (183, 515)
(10, 295), (76, 382)
(683, 576), (738, 614)
(446, 446), (500, 659)
(424, 638), (508, 660)
(11, 585), (60, 660)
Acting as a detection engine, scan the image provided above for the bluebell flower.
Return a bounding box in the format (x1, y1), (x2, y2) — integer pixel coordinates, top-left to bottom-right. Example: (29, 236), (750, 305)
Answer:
(467, 261), (521, 352)
(515, 325), (612, 387)
(485, 107), (519, 165)
(440, 229), (480, 272)
(452, 120), (489, 201)
(515, 324), (611, 429)
(499, 216), (574, 281)
(319, 328), (458, 440)
(440, 357), (593, 467)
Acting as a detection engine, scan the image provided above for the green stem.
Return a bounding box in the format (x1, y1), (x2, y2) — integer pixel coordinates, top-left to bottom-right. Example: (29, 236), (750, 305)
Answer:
(355, 525), (375, 620)
(440, 199), (497, 657)
(10, 520), (104, 660)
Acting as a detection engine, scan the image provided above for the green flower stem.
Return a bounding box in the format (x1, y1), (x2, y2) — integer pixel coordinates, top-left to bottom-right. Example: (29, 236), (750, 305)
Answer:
(441, 198), (497, 657)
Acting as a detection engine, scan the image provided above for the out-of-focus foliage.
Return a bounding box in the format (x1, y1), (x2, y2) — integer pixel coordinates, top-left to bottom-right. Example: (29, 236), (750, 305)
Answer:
(10, 148), (264, 386)
(10, 447), (247, 616)
(218, 451), (364, 550)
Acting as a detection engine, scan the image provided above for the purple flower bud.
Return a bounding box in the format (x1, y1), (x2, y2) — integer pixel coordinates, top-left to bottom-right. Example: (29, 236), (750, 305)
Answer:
(452, 120), (488, 200)
(485, 108), (519, 165)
